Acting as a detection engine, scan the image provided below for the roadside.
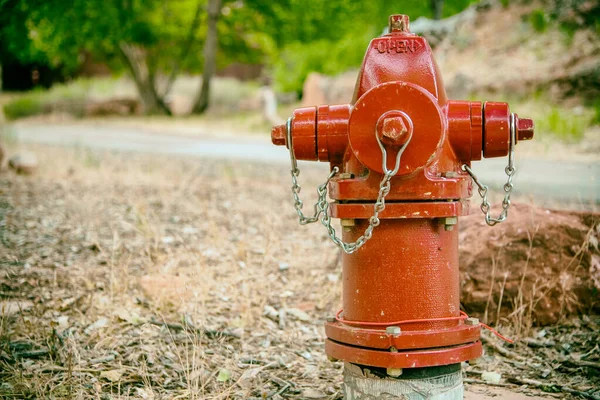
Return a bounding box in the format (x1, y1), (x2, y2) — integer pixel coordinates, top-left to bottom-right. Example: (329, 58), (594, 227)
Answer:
(6, 120), (599, 211)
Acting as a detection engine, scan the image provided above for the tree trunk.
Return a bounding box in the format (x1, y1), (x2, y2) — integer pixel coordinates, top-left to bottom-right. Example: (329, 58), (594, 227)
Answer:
(192, 0), (221, 114)
(118, 43), (171, 115)
(431, 0), (444, 20)
(162, 1), (204, 98)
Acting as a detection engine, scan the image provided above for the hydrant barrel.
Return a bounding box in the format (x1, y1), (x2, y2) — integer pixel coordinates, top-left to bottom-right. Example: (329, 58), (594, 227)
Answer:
(272, 13), (534, 400)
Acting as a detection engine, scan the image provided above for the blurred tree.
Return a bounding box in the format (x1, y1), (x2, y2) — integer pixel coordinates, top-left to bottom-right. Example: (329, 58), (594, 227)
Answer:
(192, 0), (222, 114)
(241, 0), (477, 95)
(0, 0), (481, 110)
(0, 0), (208, 114)
(431, 0), (445, 20)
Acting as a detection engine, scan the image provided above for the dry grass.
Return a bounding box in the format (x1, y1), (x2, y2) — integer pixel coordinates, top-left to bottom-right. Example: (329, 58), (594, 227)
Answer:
(0, 143), (598, 399)
(0, 144), (342, 399)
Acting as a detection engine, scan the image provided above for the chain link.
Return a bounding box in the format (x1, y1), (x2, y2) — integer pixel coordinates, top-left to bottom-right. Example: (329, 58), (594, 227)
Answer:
(285, 117), (411, 254)
(462, 113), (517, 226)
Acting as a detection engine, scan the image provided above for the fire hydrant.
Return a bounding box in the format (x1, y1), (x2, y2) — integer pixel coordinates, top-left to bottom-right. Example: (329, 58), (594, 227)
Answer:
(271, 15), (534, 399)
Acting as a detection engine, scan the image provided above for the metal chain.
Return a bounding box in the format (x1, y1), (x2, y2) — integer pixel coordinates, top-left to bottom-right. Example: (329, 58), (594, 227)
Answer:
(285, 117), (411, 254)
(462, 113), (517, 226)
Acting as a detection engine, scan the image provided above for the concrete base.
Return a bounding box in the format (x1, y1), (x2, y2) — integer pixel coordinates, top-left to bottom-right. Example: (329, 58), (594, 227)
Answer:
(343, 362), (463, 400)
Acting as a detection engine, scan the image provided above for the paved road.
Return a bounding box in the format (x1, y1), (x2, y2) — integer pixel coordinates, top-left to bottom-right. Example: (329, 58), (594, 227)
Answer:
(10, 122), (599, 208)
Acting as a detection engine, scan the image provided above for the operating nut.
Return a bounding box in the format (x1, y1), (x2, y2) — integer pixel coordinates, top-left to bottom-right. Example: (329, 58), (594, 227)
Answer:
(377, 110), (412, 148)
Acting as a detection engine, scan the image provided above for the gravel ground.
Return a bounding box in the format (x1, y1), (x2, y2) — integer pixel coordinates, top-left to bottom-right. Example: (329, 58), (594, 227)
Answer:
(0, 144), (598, 399)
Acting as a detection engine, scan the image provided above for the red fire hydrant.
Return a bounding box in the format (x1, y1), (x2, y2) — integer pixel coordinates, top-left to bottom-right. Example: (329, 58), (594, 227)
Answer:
(272, 15), (533, 399)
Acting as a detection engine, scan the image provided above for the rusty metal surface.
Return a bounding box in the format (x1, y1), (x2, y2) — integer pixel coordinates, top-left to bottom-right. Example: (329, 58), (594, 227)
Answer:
(326, 340), (483, 369)
(325, 320), (481, 351)
(331, 201), (469, 219)
(341, 219), (460, 329)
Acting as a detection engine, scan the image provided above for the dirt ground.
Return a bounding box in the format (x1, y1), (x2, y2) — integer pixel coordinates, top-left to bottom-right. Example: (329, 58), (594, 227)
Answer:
(1, 144), (598, 399)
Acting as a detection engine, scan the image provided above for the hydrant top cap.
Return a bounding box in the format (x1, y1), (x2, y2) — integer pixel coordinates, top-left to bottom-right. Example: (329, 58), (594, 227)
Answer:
(389, 15), (410, 33)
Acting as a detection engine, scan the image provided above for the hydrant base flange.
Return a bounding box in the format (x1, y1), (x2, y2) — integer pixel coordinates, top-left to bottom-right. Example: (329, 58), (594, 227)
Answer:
(325, 320), (481, 352)
(326, 339), (482, 370)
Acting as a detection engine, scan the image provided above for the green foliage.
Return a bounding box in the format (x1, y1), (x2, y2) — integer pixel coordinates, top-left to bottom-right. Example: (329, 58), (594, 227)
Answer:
(1, 0), (483, 100)
(3, 95), (44, 120)
(529, 10), (549, 33)
(257, 0), (477, 93)
(273, 29), (374, 94)
(2, 77), (124, 120)
(592, 100), (600, 125)
(536, 106), (592, 142)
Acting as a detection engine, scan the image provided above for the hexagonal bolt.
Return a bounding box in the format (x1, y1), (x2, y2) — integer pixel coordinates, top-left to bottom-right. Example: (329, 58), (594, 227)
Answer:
(381, 116), (409, 147)
(340, 219), (356, 227)
(328, 356), (339, 362)
(385, 326), (401, 337)
(443, 217), (458, 231)
(464, 317), (480, 326)
(326, 316), (336, 323)
(387, 367), (403, 377)
(338, 172), (354, 180)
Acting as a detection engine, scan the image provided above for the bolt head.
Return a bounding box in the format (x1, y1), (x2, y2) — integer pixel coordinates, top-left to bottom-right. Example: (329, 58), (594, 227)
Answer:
(328, 356), (339, 362)
(326, 316), (336, 323)
(444, 217), (458, 225)
(381, 116), (409, 147)
(465, 317), (480, 326)
(385, 326), (401, 336)
(340, 219), (356, 227)
(387, 367), (403, 377)
(443, 217), (458, 231)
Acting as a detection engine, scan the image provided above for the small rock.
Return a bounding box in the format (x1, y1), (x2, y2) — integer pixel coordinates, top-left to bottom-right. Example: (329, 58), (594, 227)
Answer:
(216, 368), (231, 382)
(84, 317), (109, 335)
(161, 236), (175, 244)
(100, 369), (125, 382)
(278, 262), (290, 271)
(56, 315), (69, 329)
(8, 152), (38, 174)
(302, 388), (326, 399)
(285, 308), (311, 322)
(481, 371), (502, 384)
(263, 305), (278, 320)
